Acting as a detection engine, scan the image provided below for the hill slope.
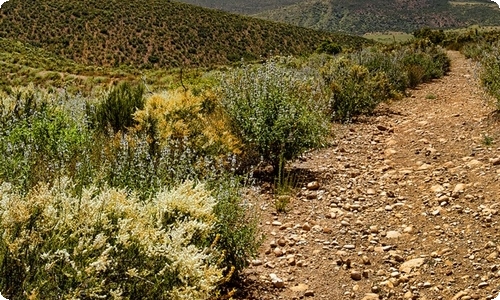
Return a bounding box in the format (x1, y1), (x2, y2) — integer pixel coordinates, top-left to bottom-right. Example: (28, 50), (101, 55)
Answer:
(255, 0), (500, 34)
(172, 0), (304, 14)
(0, 0), (369, 69)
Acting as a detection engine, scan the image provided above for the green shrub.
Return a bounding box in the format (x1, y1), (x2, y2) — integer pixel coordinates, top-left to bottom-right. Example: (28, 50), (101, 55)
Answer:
(401, 46), (449, 87)
(0, 87), (91, 192)
(208, 175), (262, 276)
(413, 28), (446, 45)
(350, 47), (409, 93)
(481, 45), (500, 110)
(90, 82), (145, 133)
(317, 41), (342, 55)
(321, 58), (393, 122)
(218, 58), (329, 171)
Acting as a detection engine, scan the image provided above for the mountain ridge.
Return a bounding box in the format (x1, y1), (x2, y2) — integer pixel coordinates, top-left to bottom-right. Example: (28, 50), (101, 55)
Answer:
(175, 0), (500, 34)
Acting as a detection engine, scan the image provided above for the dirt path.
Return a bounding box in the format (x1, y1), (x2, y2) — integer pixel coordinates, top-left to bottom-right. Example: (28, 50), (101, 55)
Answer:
(238, 51), (500, 300)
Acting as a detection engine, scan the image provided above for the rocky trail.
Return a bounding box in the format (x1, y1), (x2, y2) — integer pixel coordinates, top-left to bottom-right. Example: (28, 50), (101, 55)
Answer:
(236, 51), (500, 300)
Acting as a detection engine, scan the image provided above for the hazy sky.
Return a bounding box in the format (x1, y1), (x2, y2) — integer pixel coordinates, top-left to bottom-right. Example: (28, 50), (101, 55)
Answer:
(493, 0), (500, 8)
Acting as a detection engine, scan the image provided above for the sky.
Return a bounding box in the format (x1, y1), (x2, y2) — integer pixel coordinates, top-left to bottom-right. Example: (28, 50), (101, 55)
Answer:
(493, 0), (500, 8)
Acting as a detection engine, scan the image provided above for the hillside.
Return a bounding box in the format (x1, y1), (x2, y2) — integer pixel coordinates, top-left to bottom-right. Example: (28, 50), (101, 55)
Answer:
(0, 37), (135, 92)
(0, 0), (369, 69)
(255, 0), (500, 34)
(173, 0), (304, 14)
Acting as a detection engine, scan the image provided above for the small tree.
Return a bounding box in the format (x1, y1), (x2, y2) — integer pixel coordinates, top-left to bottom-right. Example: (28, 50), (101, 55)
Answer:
(91, 82), (145, 133)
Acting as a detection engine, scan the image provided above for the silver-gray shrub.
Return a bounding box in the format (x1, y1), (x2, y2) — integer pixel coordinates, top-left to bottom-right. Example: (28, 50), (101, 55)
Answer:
(218, 57), (330, 171)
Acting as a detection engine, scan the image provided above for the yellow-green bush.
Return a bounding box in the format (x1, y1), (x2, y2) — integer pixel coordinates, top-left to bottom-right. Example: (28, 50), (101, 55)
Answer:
(0, 179), (225, 299)
(133, 90), (241, 157)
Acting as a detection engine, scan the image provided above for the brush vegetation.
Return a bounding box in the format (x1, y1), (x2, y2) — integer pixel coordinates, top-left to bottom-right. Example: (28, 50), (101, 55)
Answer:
(0, 5), (457, 296)
(252, 0), (500, 35)
(0, 0), (370, 69)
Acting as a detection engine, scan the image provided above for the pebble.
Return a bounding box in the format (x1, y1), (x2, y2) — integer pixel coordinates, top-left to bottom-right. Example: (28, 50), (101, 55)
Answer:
(351, 270), (362, 281)
(399, 258), (425, 273)
(273, 248), (284, 257)
(251, 259), (263, 266)
(362, 293), (380, 300)
(307, 181), (320, 190)
(270, 273), (284, 288)
(304, 290), (315, 297)
(386, 231), (402, 239)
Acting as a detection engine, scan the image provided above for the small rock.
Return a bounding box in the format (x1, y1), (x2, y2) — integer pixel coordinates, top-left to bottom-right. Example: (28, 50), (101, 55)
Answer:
(377, 125), (388, 131)
(453, 183), (466, 195)
(270, 273), (284, 288)
(366, 188), (376, 195)
(478, 282), (489, 288)
(467, 159), (482, 168)
(386, 231), (402, 239)
(491, 157), (500, 166)
(399, 258), (426, 273)
(403, 226), (413, 233)
(273, 248), (284, 257)
(251, 259), (263, 266)
(307, 181), (320, 190)
(451, 290), (468, 300)
(431, 185), (445, 193)
(362, 293), (380, 300)
(418, 163), (432, 170)
(385, 205), (393, 211)
(304, 290), (315, 297)
(351, 270), (362, 281)
(487, 252), (498, 262)
(423, 281), (432, 288)
(344, 244), (356, 250)
(271, 221), (282, 226)
(302, 223), (312, 231)
(362, 255), (371, 265)
(277, 238), (287, 247)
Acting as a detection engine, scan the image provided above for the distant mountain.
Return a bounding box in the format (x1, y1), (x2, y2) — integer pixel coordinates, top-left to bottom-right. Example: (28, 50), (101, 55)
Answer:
(176, 0), (500, 34)
(0, 0), (370, 69)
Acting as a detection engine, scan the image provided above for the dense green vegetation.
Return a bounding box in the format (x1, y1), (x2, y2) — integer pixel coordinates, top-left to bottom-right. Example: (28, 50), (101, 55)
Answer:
(175, 0), (304, 14)
(0, 0), (370, 69)
(0, 2), (472, 296)
(0, 36), (452, 298)
(253, 0), (500, 34)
